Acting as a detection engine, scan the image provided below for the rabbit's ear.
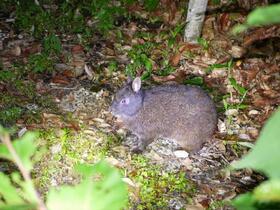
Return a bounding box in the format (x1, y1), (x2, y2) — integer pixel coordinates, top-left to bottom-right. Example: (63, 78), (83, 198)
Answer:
(132, 77), (141, 92)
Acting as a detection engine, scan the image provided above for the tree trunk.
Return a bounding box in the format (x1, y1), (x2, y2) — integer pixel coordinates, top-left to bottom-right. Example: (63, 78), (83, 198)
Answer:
(184, 0), (208, 43)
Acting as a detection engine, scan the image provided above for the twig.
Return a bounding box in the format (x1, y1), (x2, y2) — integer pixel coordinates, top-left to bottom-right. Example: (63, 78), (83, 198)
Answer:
(0, 133), (47, 210)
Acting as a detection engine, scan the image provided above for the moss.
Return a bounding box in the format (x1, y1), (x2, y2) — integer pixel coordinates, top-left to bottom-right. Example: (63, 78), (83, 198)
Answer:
(34, 127), (195, 209)
(34, 128), (124, 194)
(128, 155), (195, 209)
(0, 106), (22, 126)
(208, 200), (231, 210)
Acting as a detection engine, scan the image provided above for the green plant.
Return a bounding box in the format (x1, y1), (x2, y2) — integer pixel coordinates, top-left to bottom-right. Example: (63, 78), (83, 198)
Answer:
(233, 3), (280, 33)
(126, 42), (156, 79)
(184, 76), (204, 86)
(144, 0), (159, 11)
(28, 54), (54, 73)
(129, 155), (193, 209)
(88, 0), (127, 34)
(0, 107), (22, 126)
(43, 34), (62, 56)
(0, 70), (15, 82)
(197, 37), (209, 50)
(231, 108), (280, 209)
(15, 1), (55, 38)
(0, 127), (128, 210)
(108, 61), (118, 73)
(168, 23), (185, 47)
(206, 59), (233, 73)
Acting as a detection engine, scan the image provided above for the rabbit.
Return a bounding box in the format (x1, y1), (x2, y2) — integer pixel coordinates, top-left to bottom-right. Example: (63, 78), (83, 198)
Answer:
(110, 77), (217, 153)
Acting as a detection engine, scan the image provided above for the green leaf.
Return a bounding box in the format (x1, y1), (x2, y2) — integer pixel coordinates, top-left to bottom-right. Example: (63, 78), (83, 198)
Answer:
(0, 172), (24, 205)
(232, 193), (257, 210)
(0, 204), (36, 210)
(232, 108), (280, 178)
(229, 77), (247, 95)
(232, 24), (248, 34)
(184, 77), (203, 86)
(144, 0), (159, 11)
(47, 161), (128, 210)
(43, 34), (62, 55)
(247, 3), (280, 26)
(197, 37), (209, 50)
(237, 142), (255, 149)
(0, 132), (38, 173)
(254, 179), (280, 202)
(206, 62), (228, 72)
(232, 4), (280, 34)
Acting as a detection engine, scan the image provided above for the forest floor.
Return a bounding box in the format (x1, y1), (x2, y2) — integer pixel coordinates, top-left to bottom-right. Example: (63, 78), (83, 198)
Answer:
(0, 1), (279, 209)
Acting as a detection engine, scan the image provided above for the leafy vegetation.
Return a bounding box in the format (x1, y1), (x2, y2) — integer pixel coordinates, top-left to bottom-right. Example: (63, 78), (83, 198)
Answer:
(28, 54), (54, 73)
(233, 3), (280, 33)
(0, 127), (128, 210)
(12, 0), (143, 38)
(126, 42), (156, 79)
(232, 108), (280, 209)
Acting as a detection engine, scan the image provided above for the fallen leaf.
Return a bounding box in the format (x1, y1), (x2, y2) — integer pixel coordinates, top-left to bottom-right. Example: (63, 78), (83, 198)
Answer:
(71, 45), (84, 53)
(51, 75), (70, 85)
(169, 53), (181, 66)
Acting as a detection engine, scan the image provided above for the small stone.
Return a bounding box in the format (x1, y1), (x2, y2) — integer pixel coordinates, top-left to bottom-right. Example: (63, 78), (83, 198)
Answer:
(217, 119), (226, 133)
(147, 150), (164, 161)
(51, 144), (62, 154)
(116, 128), (126, 135)
(54, 63), (69, 71)
(229, 45), (246, 58)
(50, 178), (58, 186)
(84, 64), (94, 80)
(248, 110), (259, 115)
(225, 109), (238, 116)
(238, 133), (251, 140)
(11, 45), (21, 56)
(174, 150), (189, 158)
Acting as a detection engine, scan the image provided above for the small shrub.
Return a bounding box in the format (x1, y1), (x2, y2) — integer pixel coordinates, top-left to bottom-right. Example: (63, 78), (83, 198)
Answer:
(43, 34), (62, 56)
(28, 54), (54, 73)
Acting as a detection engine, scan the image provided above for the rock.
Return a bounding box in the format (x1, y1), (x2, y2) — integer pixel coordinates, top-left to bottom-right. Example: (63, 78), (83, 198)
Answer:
(229, 45), (246, 58)
(225, 109), (238, 116)
(174, 150), (189, 158)
(248, 109), (259, 115)
(54, 63), (69, 71)
(217, 119), (226, 133)
(51, 144), (62, 154)
(238, 133), (251, 140)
